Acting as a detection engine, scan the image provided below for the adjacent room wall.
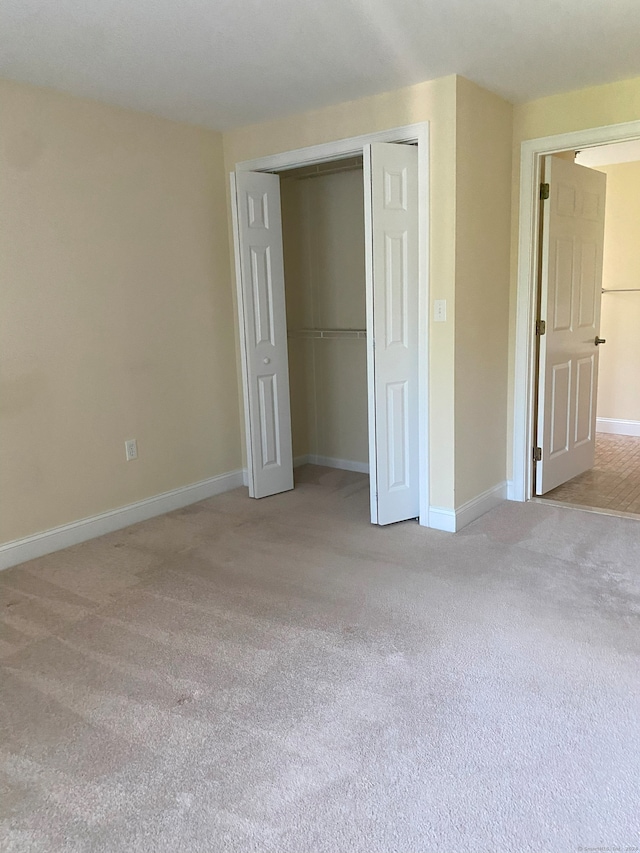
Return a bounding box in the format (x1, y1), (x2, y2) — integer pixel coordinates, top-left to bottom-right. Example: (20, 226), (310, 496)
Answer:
(508, 75), (640, 479)
(281, 168), (368, 466)
(595, 160), (640, 426)
(0, 78), (240, 545)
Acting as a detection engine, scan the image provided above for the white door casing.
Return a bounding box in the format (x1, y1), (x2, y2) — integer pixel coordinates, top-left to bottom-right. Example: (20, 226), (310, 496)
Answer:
(536, 155), (606, 495)
(233, 170), (294, 499)
(365, 142), (420, 524)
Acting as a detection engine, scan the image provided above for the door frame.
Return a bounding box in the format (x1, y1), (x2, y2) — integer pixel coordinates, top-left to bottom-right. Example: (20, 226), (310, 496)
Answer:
(511, 119), (640, 502)
(230, 122), (431, 525)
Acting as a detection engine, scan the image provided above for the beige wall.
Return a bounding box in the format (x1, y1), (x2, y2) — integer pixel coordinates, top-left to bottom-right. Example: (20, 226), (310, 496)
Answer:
(508, 75), (640, 476)
(596, 161), (640, 423)
(281, 169), (368, 465)
(454, 77), (513, 504)
(513, 76), (640, 144)
(0, 78), (239, 544)
(224, 75), (459, 507)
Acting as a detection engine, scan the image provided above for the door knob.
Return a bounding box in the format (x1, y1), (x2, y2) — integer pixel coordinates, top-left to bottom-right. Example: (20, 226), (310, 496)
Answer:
(263, 357), (271, 364)
(595, 337), (606, 346)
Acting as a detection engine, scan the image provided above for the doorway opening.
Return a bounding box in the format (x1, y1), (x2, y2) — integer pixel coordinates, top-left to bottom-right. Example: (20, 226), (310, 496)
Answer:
(512, 118), (640, 519)
(230, 124), (430, 527)
(535, 142), (640, 517)
(280, 156), (369, 494)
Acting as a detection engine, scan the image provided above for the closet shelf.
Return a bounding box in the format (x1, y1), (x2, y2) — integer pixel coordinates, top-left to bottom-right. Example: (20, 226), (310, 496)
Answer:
(288, 328), (367, 339)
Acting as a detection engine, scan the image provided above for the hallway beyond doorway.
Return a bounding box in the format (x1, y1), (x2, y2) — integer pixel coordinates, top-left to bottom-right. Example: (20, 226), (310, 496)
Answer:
(539, 433), (640, 517)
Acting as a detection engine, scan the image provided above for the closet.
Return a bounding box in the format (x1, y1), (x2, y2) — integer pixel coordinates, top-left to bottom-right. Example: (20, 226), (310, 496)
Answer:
(233, 138), (420, 524)
(280, 158), (368, 475)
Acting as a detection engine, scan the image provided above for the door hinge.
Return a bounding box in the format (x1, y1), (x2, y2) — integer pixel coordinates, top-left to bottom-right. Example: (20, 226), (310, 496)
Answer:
(533, 447), (542, 462)
(540, 182), (550, 200)
(536, 319), (546, 336)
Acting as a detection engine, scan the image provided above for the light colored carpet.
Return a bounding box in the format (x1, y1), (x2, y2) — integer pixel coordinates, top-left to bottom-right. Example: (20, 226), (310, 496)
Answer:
(1, 465), (639, 853)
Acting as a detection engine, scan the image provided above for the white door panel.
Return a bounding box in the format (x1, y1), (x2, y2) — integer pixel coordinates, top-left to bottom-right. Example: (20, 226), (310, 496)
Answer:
(234, 171), (293, 499)
(536, 155), (606, 495)
(365, 143), (419, 525)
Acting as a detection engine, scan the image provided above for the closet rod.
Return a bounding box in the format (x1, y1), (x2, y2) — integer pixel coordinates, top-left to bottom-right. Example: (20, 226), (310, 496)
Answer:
(602, 288), (640, 293)
(288, 328), (366, 339)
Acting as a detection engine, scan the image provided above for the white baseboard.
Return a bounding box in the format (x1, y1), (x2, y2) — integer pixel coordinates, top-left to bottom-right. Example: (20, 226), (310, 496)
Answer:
(456, 481), (508, 530)
(308, 454), (369, 474)
(294, 454), (369, 474)
(429, 481), (508, 533)
(0, 469), (245, 572)
(596, 417), (640, 437)
(427, 506), (457, 533)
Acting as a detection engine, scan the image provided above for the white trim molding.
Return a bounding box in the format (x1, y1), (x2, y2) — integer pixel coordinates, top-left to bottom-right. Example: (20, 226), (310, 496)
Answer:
(0, 470), (245, 571)
(429, 482), (508, 533)
(235, 123), (429, 174)
(512, 119), (640, 503)
(596, 417), (640, 437)
(426, 506), (457, 533)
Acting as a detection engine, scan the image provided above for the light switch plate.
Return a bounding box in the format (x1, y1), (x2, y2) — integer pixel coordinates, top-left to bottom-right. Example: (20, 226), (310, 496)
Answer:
(434, 299), (447, 322)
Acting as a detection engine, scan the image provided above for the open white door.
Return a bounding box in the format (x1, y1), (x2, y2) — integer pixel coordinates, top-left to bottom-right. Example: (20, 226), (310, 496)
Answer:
(364, 143), (419, 525)
(536, 155), (606, 495)
(233, 170), (294, 499)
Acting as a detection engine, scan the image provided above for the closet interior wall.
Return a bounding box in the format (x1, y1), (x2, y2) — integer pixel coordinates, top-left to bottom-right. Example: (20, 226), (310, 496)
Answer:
(280, 159), (368, 470)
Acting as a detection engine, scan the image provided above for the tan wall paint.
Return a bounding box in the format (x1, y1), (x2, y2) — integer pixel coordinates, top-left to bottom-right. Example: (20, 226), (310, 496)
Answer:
(281, 170), (368, 465)
(596, 161), (640, 423)
(454, 77), (513, 504)
(508, 75), (640, 477)
(224, 74), (458, 507)
(0, 78), (239, 543)
(513, 76), (640, 144)
(310, 339), (369, 464)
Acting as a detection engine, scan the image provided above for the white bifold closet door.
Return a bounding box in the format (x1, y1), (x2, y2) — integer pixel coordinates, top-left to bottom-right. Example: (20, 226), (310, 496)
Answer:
(233, 170), (294, 499)
(364, 143), (420, 525)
